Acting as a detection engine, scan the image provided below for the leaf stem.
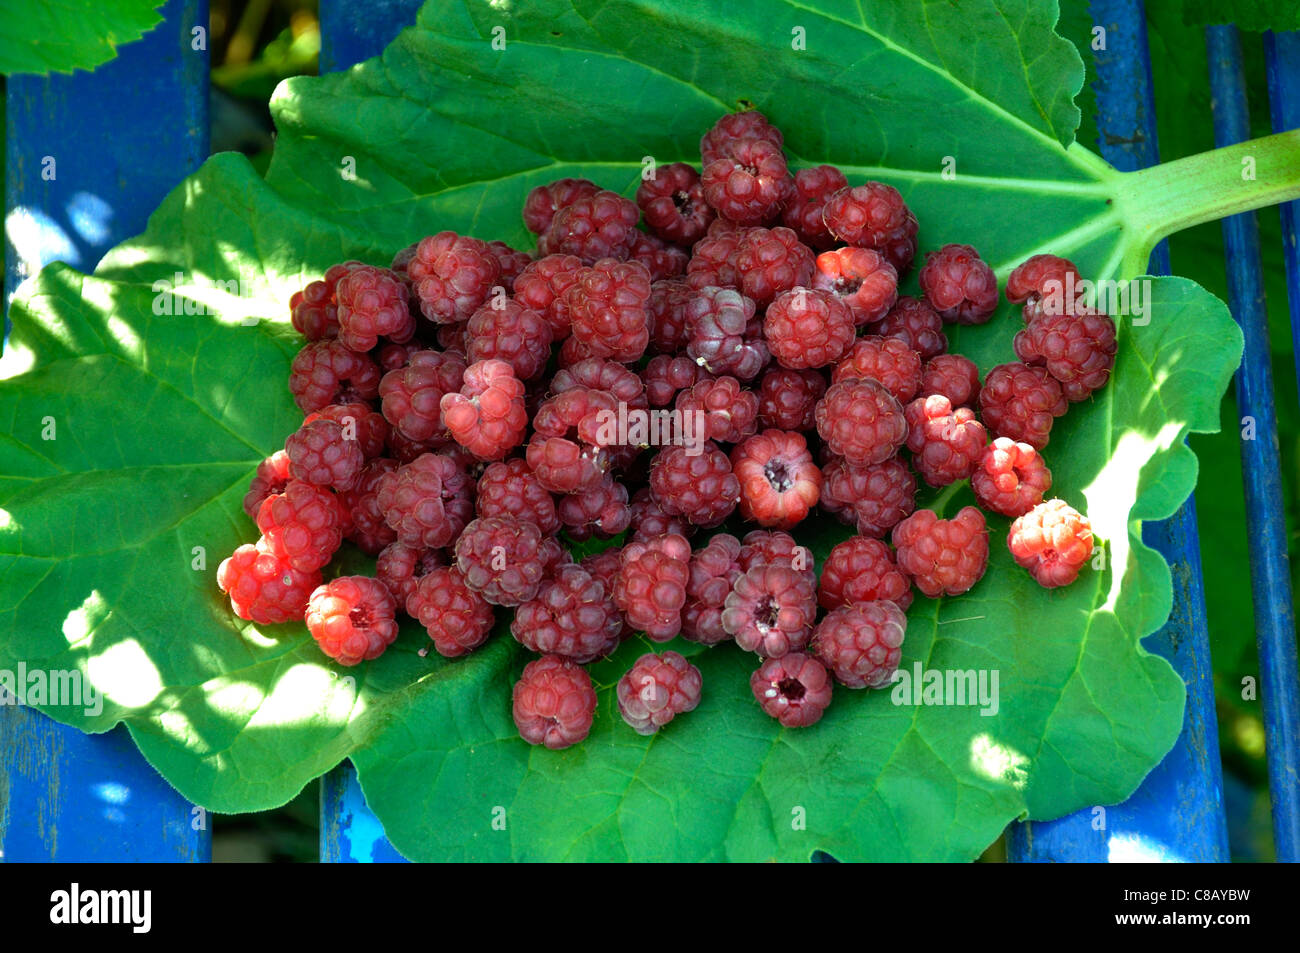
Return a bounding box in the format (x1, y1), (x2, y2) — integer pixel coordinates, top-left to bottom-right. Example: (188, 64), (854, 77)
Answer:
(1112, 129), (1300, 277)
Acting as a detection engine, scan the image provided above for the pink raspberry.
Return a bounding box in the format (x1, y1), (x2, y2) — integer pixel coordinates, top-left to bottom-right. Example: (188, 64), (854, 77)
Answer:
(918, 243), (999, 325)
(289, 339), (381, 414)
(781, 164), (848, 250)
(407, 231), (501, 324)
(407, 565), (495, 658)
(920, 353), (982, 408)
(731, 430), (822, 529)
(339, 458), (398, 555)
(1013, 306), (1118, 402)
(466, 299), (554, 381)
(617, 651), (703, 735)
(701, 137), (790, 225)
(523, 178), (602, 235)
(819, 455), (916, 538)
(539, 190), (640, 263)
(526, 386), (617, 492)
(972, 437), (1052, 518)
(513, 253), (586, 338)
(904, 394), (988, 487)
(551, 357), (647, 410)
(815, 378), (908, 466)
(244, 450), (292, 520)
(877, 295), (947, 359)
(454, 516), (551, 606)
(817, 536), (913, 611)
(374, 341), (421, 372)
(681, 533), (742, 645)
(376, 451), (475, 549)
(305, 576), (399, 666)
(289, 261), (362, 340)
(255, 479), (345, 572)
(978, 361), (1068, 449)
(832, 335), (922, 404)
(812, 246), (899, 325)
(733, 226), (815, 306)
(685, 232), (743, 291)
(764, 288), (856, 369)
(217, 542), (320, 625)
(812, 602), (908, 689)
(750, 653), (833, 727)
(737, 528), (816, 584)
(334, 265), (414, 352)
(700, 110), (785, 165)
(643, 354), (713, 406)
(285, 417), (364, 491)
(566, 258), (652, 362)
(822, 182), (919, 273)
(629, 488), (696, 542)
(723, 563), (818, 658)
(636, 162), (714, 245)
(440, 359), (529, 461)
(475, 458), (560, 535)
(1006, 254), (1083, 318)
(613, 532), (692, 641)
(512, 564), (622, 663)
(513, 655), (598, 750)
(375, 541), (445, 609)
(1008, 499), (1094, 588)
(674, 375), (758, 444)
(648, 441), (740, 528)
(755, 367), (826, 431)
(304, 402), (388, 460)
(379, 349), (466, 444)
(557, 473), (632, 540)
(892, 506), (989, 598)
(684, 286), (768, 380)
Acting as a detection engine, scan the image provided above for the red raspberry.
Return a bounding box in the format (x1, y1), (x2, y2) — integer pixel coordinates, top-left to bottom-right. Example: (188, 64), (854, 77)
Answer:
(1006, 254), (1083, 317)
(435, 322), (468, 354)
(637, 162), (714, 245)
(285, 418), (364, 491)
(723, 564), (817, 657)
(629, 231), (688, 282)
(217, 542), (320, 625)
(781, 165), (848, 250)
(731, 430), (821, 529)
(454, 516), (550, 606)
(255, 479), (344, 572)
(566, 258), (652, 362)
(440, 359), (529, 461)
(475, 458), (560, 535)
(978, 361), (1068, 450)
(972, 437), (1052, 518)
(764, 288), (855, 369)
(822, 182), (919, 273)
(737, 528), (816, 583)
(617, 651), (703, 735)
(466, 299), (554, 381)
(374, 341), (420, 373)
(407, 231), (501, 324)
(674, 376), (758, 444)
(1008, 499), (1095, 588)
(290, 261), (360, 340)
(685, 232), (742, 290)
(817, 536), (913, 611)
(629, 488), (696, 542)
(614, 532), (692, 641)
(918, 243), (999, 325)
(920, 353), (981, 408)
(812, 247), (899, 325)
(681, 533), (741, 645)
(701, 137), (790, 225)
(375, 541), (445, 609)
(812, 602), (908, 689)
(513, 254), (586, 338)
(523, 178), (602, 235)
(526, 386), (617, 492)
(512, 564), (622, 663)
(755, 367), (826, 431)
(649, 441), (740, 527)
(407, 565), (495, 658)
(308, 403), (387, 460)
(512, 655), (597, 750)
(820, 455), (916, 538)
(892, 506), (989, 598)
(552, 358), (647, 410)
(539, 190), (640, 263)
(244, 450), (292, 520)
(378, 349), (466, 444)
(643, 354), (712, 406)
(684, 286), (768, 380)
(904, 394), (988, 487)
(334, 265), (414, 351)
(733, 226), (815, 306)
(377, 452), (475, 549)
(289, 340), (382, 414)
(700, 110), (784, 164)
(877, 296), (947, 359)
(750, 653), (833, 727)
(645, 279), (695, 354)
(815, 378), (907, 466)
(832, 335), (922, 404)
(385, 427), (440, 465)
(558, 473), (631, 540)
(1013, 306), (1118, 401)
(581, 547), (624, 593)
(339, 458), (398, 554)
(486, 241), (532, 288)
(305, 576), (399, 666)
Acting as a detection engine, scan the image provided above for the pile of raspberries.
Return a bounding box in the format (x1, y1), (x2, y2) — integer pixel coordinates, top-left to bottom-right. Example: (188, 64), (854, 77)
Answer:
(218, 109), (1111, 748)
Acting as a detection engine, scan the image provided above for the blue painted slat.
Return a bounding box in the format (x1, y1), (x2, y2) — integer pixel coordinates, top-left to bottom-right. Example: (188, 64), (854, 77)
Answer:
(319, 762), (408, 863)
(0, 0), (211, 862)
(1265, 32), (1300, 404)
(1206, 24), (1300, 863)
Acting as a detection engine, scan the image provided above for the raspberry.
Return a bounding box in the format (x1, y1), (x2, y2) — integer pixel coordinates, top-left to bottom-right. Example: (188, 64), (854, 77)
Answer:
(686, 232), (743, 291)
(781, 165), (848, 250)
(244, 450), (292, 520)
(819, 455), (916, 538)
(918, 243), (999, 325)
(407, 565), (495, 658)
(285, 418), (364, 491)
(1013, 306), (1118, 401)
(334, 265), (414, 352)
(812, 602), (908, 689)
(309, 402), (388, 460)
(815, 378), (908, 466)
(737, 528), (816, 583)
(637, 162), (714, 245)
(731, 430), (821, 529)
(376, 541), (445, 609)
(526, 387), (617, 492)
(764, 288), (855, 369)
(289, 339), (382, 414)
(552, 358), (647, 410)
(645, 279), (695, 354)
(629, 488), (696, 542)
(379, 349), (466, 444)
(486, 241), (532, 287)
(435, 322), (468, 354)
(290, 261), (360, 340)
(972, 437), (1052, 518)
(877, 295), (947, 359)
(613, 532), (692, 641)
(617, 651), (703, 735)
(750, 653), (833, 727)
(377, 452), (475, 549)
(723, 563), (818, 657)
(475, 458), (560, 535)
(513, 254), (586, 338)
(440, 359), (529, 461)
(701, 137), (790, 225)
(512, 564), (622, 663)
(539, 190), (640, 263)
(733, 226), (815, 306)
(385, 427), (439, 465)
(700, 110), (785, 164)
(217, 542), (320, 625)
(755, 367), (826, 431)
(978, 361), (1068, 450)
(305, 576), (399, 666)
(512, 655), (597, 750)
(523, 178), (602, 235)
(407, 231), (501, 324)
(920, 353), (981, 408)
(681, 532), (741, 644)
(466, 299), (554, 381)
(558, 473), (631, 540)
(566, 258), (652, 362)
(817, 536), (913, 611)
(629, 232), (689, 283)
(339, 458), (398, 554)
(1008, 499), (1095, 588)
(674, 376), (758, 444)
(649, 441), (740, 527)
(375, 341), (420, 373)
(255, 479), (344, 572)
(1006, 254), (1083, 317)
(832, 335), (922, 404)
(454, 516), (550, 607)
(812, 247), (899, 326)
(904, 395), (988, 487)
(643, 354), (712, 406)
(892, 506), (989, 598)
(684, 286), (768, 380)
(822, 182), (919, 273)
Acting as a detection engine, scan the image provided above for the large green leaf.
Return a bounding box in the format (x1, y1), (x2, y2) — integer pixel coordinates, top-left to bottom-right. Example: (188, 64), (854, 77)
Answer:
(0, 0), (1247, 861)
(0, 0), (166, 76)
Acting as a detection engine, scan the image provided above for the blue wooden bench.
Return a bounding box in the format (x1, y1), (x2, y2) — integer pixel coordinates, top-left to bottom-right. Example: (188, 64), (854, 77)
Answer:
(1, 0), (1297, 863)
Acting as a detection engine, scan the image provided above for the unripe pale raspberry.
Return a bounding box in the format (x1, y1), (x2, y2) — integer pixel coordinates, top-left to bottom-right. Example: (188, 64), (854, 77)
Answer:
(892, 506), (989, 598)
(407, 565), (495, 658)
(305, 576), (399, 666)
(722, 564), (818, 658)
(817, 535), (913, 611)
(750, 653), (833, 727)
(1008, 499), (1094, 588)
(815, 378), (908, 466)
(972, 437), (1051, 518)
(812, 246), (899, 325)
(731, 429), (822, 529)
(617, 651), (703, 735)
(217, 542), (320, 625)
(512, 655), (598, 750)
(812, 602), (908, 689)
